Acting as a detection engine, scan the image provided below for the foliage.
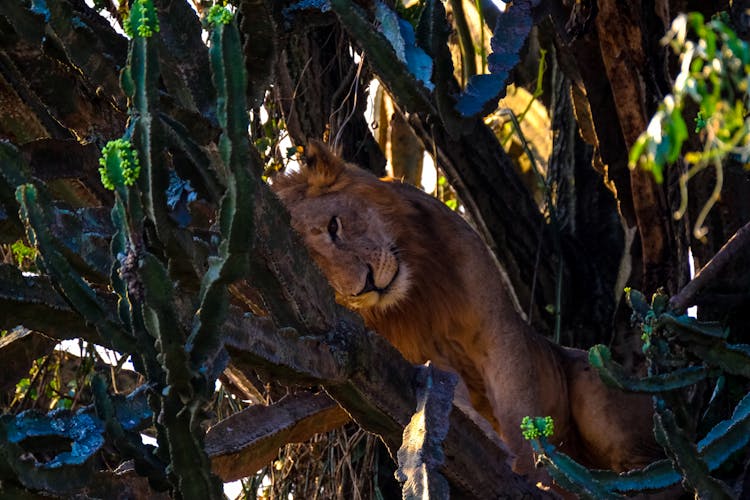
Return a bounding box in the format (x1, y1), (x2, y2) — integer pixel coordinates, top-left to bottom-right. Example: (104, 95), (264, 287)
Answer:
(436, 175), (458, 210)
(0, 5), (255, 497)
(10, 239), (36, 270)
(11, 352), (84, 412)
(629, 12), (750, 239)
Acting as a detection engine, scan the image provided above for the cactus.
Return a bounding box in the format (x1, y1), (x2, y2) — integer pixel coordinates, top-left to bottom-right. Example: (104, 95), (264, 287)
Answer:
(1, 2), (259, 497)
(123, 0), (160, 38)
(188, 5), (255, 370)
(588, 345), (718, 392)
(520, 416), (554, 440)
(653, 399), (734, 498)
(98, 139), (141, 191)
(524, 388), (750, 496)
(15, 183), (135, 355)
(526, 288), (750, 497)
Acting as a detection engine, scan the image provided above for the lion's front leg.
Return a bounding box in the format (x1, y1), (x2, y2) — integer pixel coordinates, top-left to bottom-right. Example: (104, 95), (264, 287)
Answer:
(562, 348), (660, 471)
(479, 334), (571, 485)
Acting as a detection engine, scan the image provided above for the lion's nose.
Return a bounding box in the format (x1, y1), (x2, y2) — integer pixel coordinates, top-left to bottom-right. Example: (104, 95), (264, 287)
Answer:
(358, 265), (377, 295)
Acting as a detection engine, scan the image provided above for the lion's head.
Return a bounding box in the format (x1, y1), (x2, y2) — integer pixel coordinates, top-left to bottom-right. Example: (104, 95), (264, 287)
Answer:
(271, 141), (415, 312)
(271, 141), (474, 364)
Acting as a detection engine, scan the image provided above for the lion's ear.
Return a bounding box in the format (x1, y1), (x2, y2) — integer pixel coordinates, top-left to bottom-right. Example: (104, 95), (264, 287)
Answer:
(304, 140), (345, 188)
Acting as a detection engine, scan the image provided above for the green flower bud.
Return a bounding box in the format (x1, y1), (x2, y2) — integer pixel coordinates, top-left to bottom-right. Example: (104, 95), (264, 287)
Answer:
(520, 416), (555, 440)
(123, 0), (160, 38)
(98, 138), (141, 190)
(207, 4), (234, 26)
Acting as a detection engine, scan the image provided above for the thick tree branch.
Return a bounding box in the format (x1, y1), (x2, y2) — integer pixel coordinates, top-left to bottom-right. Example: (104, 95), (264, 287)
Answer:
(1, 264), (550, 497)
(223, 314), (553, 499)
(206, 392), (349, 482)
(0, 265), (102, 343)
(670, 220), (750, 313)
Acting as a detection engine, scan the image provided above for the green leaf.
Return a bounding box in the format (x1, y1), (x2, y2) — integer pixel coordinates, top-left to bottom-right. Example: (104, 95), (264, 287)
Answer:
(667, 109), (688, 163)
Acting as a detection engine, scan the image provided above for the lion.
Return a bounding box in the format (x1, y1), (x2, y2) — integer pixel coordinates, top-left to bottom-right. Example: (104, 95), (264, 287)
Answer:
(272, 140), (659, 482)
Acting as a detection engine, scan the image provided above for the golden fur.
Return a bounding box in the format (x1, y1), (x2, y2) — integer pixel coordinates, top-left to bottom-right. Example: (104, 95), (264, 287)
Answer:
(273, 141), (658, 481)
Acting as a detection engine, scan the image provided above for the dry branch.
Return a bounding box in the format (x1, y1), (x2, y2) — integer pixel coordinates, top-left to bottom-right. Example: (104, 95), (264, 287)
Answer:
(206, 392), (349, 482)
(670, 220), (750, 312)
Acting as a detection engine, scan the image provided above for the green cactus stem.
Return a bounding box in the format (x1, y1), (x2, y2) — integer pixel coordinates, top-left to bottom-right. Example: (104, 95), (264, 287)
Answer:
(559, 288), (750, 496)
(588, 344), (718, 392)
(654, 398), (734, 498)
(187, 10), (255, 367)
(529, 435), (624, 499)
(15, 184), (136, 354)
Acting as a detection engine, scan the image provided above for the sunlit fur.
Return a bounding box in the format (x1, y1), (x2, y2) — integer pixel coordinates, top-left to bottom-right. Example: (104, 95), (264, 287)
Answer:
(272, 141), (660, 483)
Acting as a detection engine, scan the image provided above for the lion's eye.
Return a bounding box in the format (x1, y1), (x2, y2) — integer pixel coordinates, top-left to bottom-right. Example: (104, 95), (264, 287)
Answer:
(327, 216), (341, 240)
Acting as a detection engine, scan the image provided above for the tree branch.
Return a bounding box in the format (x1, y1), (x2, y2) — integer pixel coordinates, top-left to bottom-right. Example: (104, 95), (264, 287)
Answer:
(670, 220), (750, 313)
(223, 314), (554, 498)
